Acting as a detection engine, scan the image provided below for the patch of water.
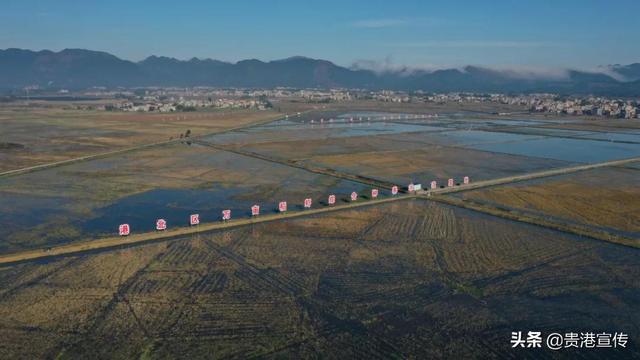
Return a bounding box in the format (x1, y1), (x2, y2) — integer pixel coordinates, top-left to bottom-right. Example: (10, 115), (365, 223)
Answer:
(467, 137), (640, 163)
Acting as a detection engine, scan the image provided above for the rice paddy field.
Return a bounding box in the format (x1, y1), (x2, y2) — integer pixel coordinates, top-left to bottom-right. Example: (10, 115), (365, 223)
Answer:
(1, 103), (640, 358)
(454, 165), (640, 239)
(0, 200), (638, 358)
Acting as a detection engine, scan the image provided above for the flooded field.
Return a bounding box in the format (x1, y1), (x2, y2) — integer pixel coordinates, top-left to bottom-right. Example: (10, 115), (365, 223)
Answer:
(198, 112), (640, 190)
(455, 165), (640, 238)
(200, 118), (446, 145)
(3, 109), (640, 254)
(0, 200), (638, 358)
(0, 142), (370, 252)
(467, 136), (640, 163)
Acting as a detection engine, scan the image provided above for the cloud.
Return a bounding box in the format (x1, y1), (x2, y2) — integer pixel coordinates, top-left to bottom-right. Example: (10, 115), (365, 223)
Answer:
(351, 57), (458, 76)
(351, 58), (574, 80)
(474, 65), (571, 80)
(388, 40), (561, 49)
(591, 66), (632, 82)
(351, 18), (407, 29)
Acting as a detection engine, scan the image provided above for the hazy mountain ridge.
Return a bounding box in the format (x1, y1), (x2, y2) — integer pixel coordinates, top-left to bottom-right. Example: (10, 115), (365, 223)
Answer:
(1, 48), (639, 95)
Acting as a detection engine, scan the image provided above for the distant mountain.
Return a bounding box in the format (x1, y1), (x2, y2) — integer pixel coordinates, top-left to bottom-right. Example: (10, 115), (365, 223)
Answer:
(608, 63), (640, 81)
(1, 48), (639, 95)
(0, 48), (144, 88)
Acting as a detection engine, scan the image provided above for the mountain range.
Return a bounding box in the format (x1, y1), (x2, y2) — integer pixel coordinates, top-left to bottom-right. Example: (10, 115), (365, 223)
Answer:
(1, 48), (640, 96)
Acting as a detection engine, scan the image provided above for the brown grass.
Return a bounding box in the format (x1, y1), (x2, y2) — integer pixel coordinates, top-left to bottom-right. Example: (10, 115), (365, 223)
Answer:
(460, 166), (640, 234)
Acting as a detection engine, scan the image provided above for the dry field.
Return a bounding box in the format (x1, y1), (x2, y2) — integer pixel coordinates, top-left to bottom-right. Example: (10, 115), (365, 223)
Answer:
(297, 145), (572, 186)
(0, 104), (281, 172)
(0, 200), (638, 358)
(233, 133), (571, 186)
(456, 165), (640, 237)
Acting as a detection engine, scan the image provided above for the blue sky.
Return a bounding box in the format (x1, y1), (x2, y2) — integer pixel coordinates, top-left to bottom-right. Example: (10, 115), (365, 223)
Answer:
(1, 0), (638, 69)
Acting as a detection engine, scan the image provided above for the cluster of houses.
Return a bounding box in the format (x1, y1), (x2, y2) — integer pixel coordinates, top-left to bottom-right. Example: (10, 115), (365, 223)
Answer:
(103, 96), (271, 112)
(44, 86), (640, 118)
(529, 97), (639, 119)
(367, 91), (640, 119)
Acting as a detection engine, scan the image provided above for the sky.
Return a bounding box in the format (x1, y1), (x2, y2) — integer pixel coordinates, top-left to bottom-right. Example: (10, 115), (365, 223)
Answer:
(1, 0), (639, 70)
